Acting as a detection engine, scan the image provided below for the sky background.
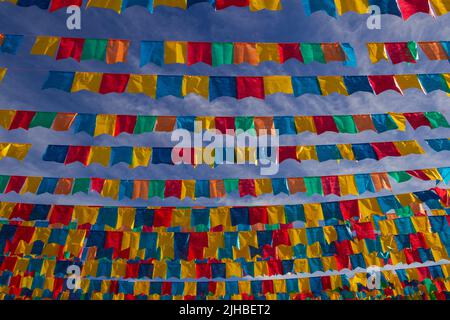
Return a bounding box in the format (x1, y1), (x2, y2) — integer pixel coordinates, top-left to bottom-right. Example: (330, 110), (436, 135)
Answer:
(0, 0), (449, 213)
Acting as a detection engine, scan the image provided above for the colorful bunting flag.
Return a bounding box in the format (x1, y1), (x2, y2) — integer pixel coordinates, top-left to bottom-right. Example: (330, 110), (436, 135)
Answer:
(40, 140), (426, 167)
(1, 0), (282, 12)
(0, 167), (447, 200)
(0, 109), (447, 136)
(368, 41), (450, 64)
(140, 41), (356, 67)
(302, 0), (449, 20)
(42, 72), (450, 99)
(31, 36), (130, 64)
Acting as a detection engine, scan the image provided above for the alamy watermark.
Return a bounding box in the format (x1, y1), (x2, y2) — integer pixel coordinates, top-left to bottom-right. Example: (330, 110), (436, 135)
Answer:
(171, 121), (280, 176)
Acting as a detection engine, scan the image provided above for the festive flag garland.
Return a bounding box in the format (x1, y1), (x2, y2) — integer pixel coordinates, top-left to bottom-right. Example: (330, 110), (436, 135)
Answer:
(0, 167), (448, 201)
(302, 0), (450, 20)
(31, 36), (130, 64)
(0, 266), (448, 300)
(3, 0), (450, 18)
(0, 226), (448, 277)
(1, 109), (448, 136)
(0, 197), (447, 268)
(140, 41), (356, 67)
(42, 71), (450, 99)
(0, 34), (23, 55)
(40, 139), (426, 168)
(0, 0), (282, 13)
(368, 41), (450, 64)
(0, 142), (31, 161)
(0, 188), (447, 230)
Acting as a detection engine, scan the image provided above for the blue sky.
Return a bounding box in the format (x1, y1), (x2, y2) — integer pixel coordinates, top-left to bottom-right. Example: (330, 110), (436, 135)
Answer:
(0, 0), (449, 213)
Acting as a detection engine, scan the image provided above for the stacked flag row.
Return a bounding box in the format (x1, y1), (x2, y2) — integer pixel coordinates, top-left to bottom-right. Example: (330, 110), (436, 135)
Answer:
(5, 139), (450, 168)
(139, 41), (355, 67)
(0, 0), (282, 13)
(31, 36), (130, 64)
(42, 72), (450, 99)
(5, 35), (450, 67)
(1, 188), (447, 230)
(302, 0), (450, 20)
(368, 41), (450, 64)
(3, 0), (450, 18)
(1, 264), (448, 300)
(30, 37), (355, 67)
(41, 140), (428, 168)
(0, 206), (448, 265)
(0, 223), (448, 276)
(0, 167), (448, 201)
(1, 109), (448, 136)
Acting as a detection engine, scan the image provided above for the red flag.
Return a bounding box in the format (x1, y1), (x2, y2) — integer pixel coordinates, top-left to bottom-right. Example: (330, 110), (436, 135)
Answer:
(278, 146), (298, 163)
(278, 43), (303, 63)
(215, 0), (249, 9)
(368, 75), (401, 95)
(313, 116), (338, 134)
(188, 42), (212, 66)
(114, 115), (137, 136)
(9, 203), (34, 220)
(249, 207), (268, 225)
(153, 208), (172, 227)
(371, 141), (401, 159)
(90, 178), (105, 193)
(5, 176), (26, 194)
(56, 38), (85, 62)
(322, 175), (340, 196)
(49, 205), (74, 225)
(385, 42), (416, 64)
(236, 77), (265, 99)
(64, 145), (91, 165)
(99, 73), (130, 94)
(215, 117), (235, 134)
(49, 0), (82, 12)
(397, 0), (431, 20)
(238, 179), (256, 197)
(164, 180), (182, 198)
(9, 111), (36, 130)
(404, 112), (431, 129)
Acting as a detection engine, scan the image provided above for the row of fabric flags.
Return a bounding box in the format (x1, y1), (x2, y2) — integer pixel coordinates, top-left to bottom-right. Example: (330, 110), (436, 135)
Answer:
(1, 109), (448, 136)
(40, 139), (431, 167)
(0, 265), (448, 300)
(41, 72), (450, 99)
(368, 41), (450, 64)
(3, 139), (449, 168)
(2, 0), (450, 19)
(4, 35), (450, 67)
(0, 167), (448, 200)
(1, 188), (447, 229)
(0, 234), (448, 277)
(0, 203), (447, 263)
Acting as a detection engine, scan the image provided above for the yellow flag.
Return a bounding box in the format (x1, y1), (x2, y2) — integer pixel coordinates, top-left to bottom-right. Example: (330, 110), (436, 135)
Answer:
(250, 0), (281, 11)
(127, 74), (157, 97)
(0, 68), (7, 82)
(31, 36), (60, 57)
(71, 72), (102, 92)
(317, 76), (348, 96)
(335, 0), (369, 15)
(182, 75), (209, 98)
(367, 43), (388, 64)
(263, 76), (293, 95)
(164, 41), (187, 64)
(86, 0), (122, 13)
(94, 114), (116, 137)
